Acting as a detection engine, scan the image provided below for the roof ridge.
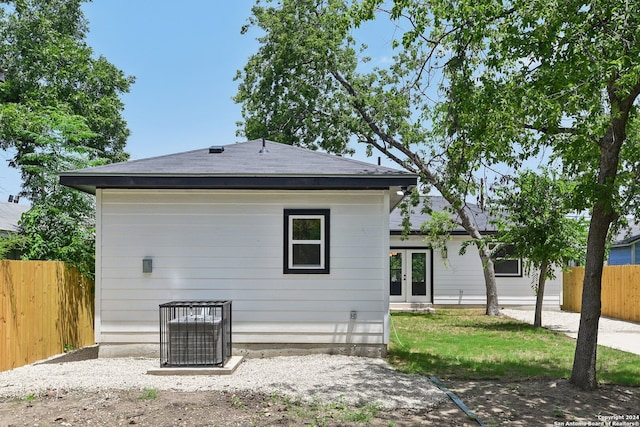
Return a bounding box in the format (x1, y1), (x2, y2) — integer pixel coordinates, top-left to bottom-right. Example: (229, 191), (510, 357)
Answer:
(246, 139), (408, 174)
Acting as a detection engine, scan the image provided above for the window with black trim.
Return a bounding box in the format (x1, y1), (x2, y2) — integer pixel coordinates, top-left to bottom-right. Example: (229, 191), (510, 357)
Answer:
(491, 244), (522, 277)
(284, 209), (330, 274)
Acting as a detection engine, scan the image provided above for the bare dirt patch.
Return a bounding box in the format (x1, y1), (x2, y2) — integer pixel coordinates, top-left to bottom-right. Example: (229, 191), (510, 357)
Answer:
(445, 379), (640, 426)
(0, 380), (637, 426)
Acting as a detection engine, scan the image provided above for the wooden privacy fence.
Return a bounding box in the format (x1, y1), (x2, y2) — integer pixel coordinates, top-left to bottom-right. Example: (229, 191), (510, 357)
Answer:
(0, 260), (94, 372)
(563, 265), (640, 323)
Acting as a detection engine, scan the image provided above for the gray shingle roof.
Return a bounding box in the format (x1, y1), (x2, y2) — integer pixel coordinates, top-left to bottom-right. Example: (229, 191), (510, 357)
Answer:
(60, 139), (418, 197)
(0, 201), (29, 233)
(389, 196), (494, 234)
(612, 220), (640, 246)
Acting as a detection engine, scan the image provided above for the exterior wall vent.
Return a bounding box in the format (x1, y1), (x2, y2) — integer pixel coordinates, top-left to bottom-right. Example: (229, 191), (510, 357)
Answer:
(209, 146), (224, 154)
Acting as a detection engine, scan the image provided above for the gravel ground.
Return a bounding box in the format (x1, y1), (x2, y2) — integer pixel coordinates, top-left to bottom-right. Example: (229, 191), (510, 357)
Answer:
(0, 354), (447, 411)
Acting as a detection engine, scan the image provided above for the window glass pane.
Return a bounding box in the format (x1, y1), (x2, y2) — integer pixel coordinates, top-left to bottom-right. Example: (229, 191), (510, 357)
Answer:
(490, 244), (520, 276)
(494, 259), (520, 275)
(293, 218), (321, 240)
(293, 244), (321, 266)
(494, 245), (510, 258)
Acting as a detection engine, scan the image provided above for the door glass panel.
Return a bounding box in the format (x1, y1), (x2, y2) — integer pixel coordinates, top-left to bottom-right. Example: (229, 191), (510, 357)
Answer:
(411, 252), (427, 296)
(390, 252), (402, 296)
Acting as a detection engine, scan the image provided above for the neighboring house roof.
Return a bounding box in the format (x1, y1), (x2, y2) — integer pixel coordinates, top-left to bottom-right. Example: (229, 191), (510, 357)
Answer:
(60, 139), (417, 208)
(0, 201), (29, 233)
(611, 220), (640, 247)
(389, 196), (494, 235)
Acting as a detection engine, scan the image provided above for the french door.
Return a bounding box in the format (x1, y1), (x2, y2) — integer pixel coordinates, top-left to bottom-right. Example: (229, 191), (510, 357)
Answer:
(389, 249), (431, 303)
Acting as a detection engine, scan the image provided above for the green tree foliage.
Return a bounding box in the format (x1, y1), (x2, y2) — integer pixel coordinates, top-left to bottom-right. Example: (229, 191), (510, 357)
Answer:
(235, 0), (507, 316)
(0, 0), (133, 277)
(0, 0), (133, 176)
(18, 191), (96, 279)
(0, 231), (28, 259)
(0, 107), (104, 277)
(369, 0), (640, 390)
(491, 170), (587, 327)
(19, 132), (105, 278)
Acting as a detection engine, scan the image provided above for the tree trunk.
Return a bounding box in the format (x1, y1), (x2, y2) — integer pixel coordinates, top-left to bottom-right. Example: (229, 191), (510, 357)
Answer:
(570, 210), (610, 390)
(570, 95), (628, 390)
(478, 246), (500, 315)
(455, 201), (500, 316)
(534, 261), (548, 328)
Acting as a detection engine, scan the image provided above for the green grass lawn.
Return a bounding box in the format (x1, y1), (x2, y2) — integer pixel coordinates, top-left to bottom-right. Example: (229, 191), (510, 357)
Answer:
(388, 309), (640, 386)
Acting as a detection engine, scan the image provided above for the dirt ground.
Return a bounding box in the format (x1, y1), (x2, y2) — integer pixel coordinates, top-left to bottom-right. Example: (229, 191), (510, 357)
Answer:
(0, 379), (638, 426)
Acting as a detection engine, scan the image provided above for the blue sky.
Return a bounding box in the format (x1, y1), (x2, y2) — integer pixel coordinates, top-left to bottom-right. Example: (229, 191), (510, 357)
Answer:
(80, 1), (257, 159)
(0, 1), (401, 202)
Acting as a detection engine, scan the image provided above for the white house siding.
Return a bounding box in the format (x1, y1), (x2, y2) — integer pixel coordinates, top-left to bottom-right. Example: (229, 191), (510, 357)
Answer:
(389, 235), (561, 306)
(95, 189), (390, 355)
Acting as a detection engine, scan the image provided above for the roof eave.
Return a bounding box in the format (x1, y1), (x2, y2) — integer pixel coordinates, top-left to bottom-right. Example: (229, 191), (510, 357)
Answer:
(59, 174), (418, 195)
(611, 236), (640, 247)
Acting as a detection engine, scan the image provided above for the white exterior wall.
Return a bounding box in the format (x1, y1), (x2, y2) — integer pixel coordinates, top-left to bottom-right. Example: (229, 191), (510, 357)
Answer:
(390, 235), (562, 306)
(95, 189), (390, 350)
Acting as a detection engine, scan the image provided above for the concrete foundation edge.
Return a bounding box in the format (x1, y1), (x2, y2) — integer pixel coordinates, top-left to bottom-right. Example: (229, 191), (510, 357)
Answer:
(98, 343), (387, 359)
